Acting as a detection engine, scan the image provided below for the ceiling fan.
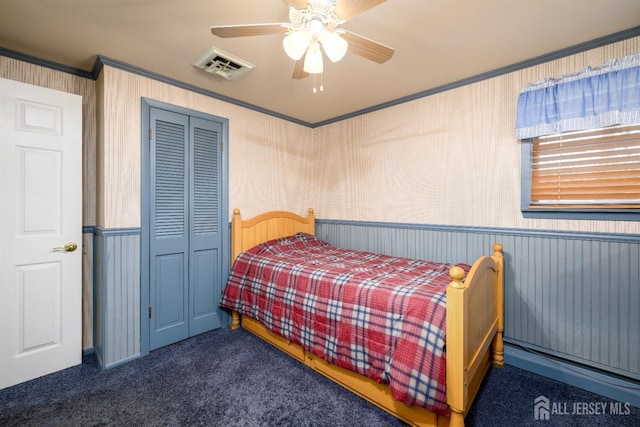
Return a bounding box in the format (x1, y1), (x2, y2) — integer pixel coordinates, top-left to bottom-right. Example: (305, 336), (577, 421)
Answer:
(210, 0), (394, 81)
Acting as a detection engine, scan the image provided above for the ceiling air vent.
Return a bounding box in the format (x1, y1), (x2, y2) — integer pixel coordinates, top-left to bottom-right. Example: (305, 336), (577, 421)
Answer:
(192, 47), (256, 81)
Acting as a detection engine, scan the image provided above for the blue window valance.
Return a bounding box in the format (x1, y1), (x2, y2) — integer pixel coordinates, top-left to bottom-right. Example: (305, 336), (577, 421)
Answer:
(516, 53), (640, 139)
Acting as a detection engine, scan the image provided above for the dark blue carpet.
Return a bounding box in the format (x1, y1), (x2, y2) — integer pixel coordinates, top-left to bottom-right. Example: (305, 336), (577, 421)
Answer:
(0, 327), (637, 426)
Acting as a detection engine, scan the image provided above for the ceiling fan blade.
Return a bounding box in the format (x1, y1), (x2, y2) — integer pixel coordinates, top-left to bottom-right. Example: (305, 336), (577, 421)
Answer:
(211, 23), (288, 38)
(334, 0), (388, 21)
(341, 30), (394, 63)
(285, 0), (309, 9)
(292, 57), (309, 79)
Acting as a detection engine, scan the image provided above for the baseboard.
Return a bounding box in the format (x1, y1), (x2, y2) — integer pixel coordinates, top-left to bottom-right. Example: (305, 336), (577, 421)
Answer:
(504, 344), (640, 408)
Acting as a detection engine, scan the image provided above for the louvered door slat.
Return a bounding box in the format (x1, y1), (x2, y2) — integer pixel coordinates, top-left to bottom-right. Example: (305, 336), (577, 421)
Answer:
(155, 120), (186, 238)
(193, 126), (219, 236)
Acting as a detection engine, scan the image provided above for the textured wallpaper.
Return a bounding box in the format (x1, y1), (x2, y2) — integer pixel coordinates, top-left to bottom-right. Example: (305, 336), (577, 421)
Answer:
(97, 35), (640, 234)
(4, 35), (638, 235)
(98, 66), (313, 228)
(311, 36), (640, 235)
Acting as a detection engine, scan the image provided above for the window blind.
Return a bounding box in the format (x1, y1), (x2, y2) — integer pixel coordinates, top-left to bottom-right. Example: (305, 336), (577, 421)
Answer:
(530, 125), (640, 208)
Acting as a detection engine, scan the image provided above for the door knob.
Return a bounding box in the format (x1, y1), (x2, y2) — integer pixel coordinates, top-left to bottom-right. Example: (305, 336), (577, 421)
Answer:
(53, 242), (78, 252)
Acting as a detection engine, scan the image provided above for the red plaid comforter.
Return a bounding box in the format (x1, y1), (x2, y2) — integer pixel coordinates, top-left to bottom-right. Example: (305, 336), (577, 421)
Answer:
(220, 232), (470, 416)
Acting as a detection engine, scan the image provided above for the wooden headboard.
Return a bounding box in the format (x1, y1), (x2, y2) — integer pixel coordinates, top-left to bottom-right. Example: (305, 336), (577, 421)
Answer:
(231, 208), (315, 262)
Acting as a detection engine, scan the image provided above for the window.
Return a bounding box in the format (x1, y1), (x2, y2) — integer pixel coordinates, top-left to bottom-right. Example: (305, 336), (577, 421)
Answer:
(522, 124), (640, 220)
(516, 52), (640, 220)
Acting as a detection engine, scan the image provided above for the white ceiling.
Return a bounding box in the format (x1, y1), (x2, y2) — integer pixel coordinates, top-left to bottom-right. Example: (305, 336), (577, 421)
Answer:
(1, 0), (639, 125)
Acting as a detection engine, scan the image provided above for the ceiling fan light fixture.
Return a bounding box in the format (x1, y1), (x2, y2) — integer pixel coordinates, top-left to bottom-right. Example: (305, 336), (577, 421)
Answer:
(283, 29), (311, 60)
(303, 41), (323, 74)
(320, 31), (348, 62)
(210, 0), (394, 84)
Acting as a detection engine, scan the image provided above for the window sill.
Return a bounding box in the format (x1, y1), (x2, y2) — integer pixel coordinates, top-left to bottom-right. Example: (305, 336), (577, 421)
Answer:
(522, 208), (640, 221)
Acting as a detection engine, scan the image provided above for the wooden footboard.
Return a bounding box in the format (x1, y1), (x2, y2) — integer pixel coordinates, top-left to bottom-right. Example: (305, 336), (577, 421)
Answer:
(227, 209), (504, 427)
(446, 244), (504, 427)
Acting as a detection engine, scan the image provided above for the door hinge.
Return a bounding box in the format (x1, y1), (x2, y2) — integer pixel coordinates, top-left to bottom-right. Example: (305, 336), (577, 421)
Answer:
(149, 128), (152, 140)
(221, 140), (224, 152)
(148, 306), (152, 318)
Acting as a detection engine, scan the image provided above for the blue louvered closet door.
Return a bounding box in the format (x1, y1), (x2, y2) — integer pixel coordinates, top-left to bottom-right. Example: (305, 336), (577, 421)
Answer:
(149, 108), (224, 350)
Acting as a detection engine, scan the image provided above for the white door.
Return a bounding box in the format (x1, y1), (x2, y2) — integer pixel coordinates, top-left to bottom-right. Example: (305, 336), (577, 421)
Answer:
(0, 78), (82, 390)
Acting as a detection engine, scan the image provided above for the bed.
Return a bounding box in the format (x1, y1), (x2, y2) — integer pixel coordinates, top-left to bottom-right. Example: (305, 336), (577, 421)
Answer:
(221, 208), (504, 427)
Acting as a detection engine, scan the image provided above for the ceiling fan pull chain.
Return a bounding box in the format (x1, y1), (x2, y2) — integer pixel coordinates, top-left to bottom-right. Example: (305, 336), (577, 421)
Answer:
(312, 73), (324, 93)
